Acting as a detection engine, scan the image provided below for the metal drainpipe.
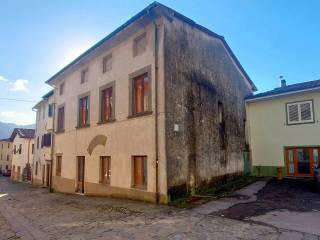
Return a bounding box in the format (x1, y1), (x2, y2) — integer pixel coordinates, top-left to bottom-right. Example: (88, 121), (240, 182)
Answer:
(49, 95), (56, 192)
(153, 20), (160, 204)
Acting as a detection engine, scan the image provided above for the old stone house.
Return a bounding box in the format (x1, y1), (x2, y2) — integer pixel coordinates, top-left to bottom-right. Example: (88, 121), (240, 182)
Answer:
(0, 138), (13, 174)
(11, 128), (35, 182)
(32, 90), (54, 186)
(37, 2), (256, 203)
(246, 79), (320, 178)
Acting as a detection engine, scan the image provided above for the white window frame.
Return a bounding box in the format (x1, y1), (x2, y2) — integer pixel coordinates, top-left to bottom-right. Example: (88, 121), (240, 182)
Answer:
(286, 100), (314, 125)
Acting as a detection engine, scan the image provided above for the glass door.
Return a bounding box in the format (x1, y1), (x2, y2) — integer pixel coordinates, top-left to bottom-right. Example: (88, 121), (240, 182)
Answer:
(285, 147), (316, 177)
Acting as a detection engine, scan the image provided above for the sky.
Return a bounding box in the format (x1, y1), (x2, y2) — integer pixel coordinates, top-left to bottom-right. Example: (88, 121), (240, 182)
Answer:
(0, 0), (319, 125)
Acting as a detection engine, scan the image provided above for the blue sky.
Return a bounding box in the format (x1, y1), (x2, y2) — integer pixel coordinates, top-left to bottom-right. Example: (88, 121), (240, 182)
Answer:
(0, 0), (319, 124)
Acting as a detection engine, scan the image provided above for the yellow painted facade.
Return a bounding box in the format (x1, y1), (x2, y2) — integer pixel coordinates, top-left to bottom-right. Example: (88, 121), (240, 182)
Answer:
(0, 140), (13, 173)
(246, 90), (320, 174)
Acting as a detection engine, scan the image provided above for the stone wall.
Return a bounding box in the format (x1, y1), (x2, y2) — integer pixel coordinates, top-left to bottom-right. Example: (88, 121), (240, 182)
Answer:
(164, 17), (253, 196)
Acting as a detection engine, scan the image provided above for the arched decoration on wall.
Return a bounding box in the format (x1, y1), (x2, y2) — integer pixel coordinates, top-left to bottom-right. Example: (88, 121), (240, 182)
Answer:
(87, 135), (108, 155)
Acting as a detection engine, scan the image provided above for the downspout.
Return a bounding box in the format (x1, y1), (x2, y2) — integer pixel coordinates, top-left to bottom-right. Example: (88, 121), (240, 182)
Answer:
(49, 94), (56, 192)
(153, 20), (160, 204)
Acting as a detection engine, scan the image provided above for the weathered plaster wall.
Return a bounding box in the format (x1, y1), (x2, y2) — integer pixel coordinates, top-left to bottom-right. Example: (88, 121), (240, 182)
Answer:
(33, 95), (54, 185)
(51, 18), (168, 203)
(164, 17), (253, 194)
(11, 136), (34, 181)
(0, 140), (12, 172)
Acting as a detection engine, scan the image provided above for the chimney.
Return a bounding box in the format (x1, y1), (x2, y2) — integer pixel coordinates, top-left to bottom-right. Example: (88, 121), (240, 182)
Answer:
(280, 75), (286, 87)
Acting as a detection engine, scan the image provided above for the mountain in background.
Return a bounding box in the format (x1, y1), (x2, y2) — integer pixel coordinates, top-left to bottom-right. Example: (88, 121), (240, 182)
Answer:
(0, 122), (35, 140)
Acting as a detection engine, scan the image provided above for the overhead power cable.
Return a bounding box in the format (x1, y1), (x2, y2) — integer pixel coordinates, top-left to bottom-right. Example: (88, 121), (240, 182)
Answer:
(0, 98), (37, 103)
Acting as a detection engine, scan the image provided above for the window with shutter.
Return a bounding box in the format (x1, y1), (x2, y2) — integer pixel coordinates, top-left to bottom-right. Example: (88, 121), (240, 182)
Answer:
(78, 96), (89, 127)
(286, 100), (314, 125)
(102, 54), (112, 73)
(133, 33), (147, 57)
(57, 106), (65, 132)
(81, 69), (88, 84)
(133, 156), (147, 188)
(101, 87), (113, 122)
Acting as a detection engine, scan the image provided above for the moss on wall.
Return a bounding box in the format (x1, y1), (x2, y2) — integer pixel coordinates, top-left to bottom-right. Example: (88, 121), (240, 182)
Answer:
(251, 166), (286, 177)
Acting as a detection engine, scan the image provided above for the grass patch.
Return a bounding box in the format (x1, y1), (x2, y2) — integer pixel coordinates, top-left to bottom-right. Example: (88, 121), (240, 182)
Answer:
(169, 176), (259, 209)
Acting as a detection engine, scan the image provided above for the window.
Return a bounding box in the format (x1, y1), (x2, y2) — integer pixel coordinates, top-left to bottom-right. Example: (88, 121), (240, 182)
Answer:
(6, 155), (9, 161)
(5, 165), (8, 170)
(41, 135), (44, 148)
(32, 144), (34, 154)
(133, 33), (147, 57)
(133, 156), (147, 188)
(57, 106), (65, 132)
(102, 54), (112, 73)
(100, 156), (111, 184)
(37, 137), (39, 149)
(35, 162), (38, 175)
(56, 156), (62, 176)
(100, 86), (114, 122)
(81, 69), (88, 84)
(132, 72), (150, 115)
(12, 165), (15, 173)
(19, 144), (22, 154)
(59, 83), (64, 96)
(286, 100), (314, 125)
(218, 102), (226, 149)
(43, 133), (51, 147)
(78, 96), (89, 127)
(13, 145), (16, 154)
(7, 143), (9, 148)
(48, 104), (53, 117)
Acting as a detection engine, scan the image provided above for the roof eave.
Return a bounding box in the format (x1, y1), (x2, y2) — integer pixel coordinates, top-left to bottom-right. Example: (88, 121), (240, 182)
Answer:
(245, 86), (320, 103)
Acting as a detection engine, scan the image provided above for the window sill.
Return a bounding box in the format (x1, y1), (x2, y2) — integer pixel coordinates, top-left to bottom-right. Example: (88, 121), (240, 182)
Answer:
(287, 121), (315, 126)
(97, 119), (116, 125)
(99, 181), (110, 185)
(132, 185), (147, 191)
(55, 130), (65, 134)
(127, 111), (153, 119)
(75, 124), (90, 129)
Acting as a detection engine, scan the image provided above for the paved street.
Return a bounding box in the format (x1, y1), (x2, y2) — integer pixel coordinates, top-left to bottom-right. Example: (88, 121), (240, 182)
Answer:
(0, 177), (319, 240)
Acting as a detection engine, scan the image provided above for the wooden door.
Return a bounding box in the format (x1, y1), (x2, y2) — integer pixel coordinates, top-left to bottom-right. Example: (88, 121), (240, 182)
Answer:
(46, 164), (50, 187)
(77, 156), (85, 193)
(42, 165), (45, 185)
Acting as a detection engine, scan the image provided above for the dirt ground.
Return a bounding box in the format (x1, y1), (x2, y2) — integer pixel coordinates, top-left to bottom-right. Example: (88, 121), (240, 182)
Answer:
(215, 178), (320, 220)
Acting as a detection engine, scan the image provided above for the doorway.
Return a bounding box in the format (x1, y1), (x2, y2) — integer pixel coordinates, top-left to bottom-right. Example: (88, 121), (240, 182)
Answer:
(42, 165), (45, 185)
(285, 147), (319, 177)
(76, 156), (85, 193)
(45, 164), (50, 187)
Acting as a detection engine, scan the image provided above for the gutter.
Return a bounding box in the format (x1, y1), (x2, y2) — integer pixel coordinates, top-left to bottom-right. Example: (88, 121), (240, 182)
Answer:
(153, 20), (160, 204)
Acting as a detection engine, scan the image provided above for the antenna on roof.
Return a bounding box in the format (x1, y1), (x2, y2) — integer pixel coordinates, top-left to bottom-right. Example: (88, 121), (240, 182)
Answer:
(279, 75), (286, 87)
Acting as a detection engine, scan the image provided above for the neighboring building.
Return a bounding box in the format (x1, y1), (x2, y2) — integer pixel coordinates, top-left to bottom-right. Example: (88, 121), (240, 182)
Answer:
(10, 128), (35, 182)
(0, 138), (13, 174)
(246, 79), (320, 177)
(41, 2), (255, 203)
(32, 90), (54, 186)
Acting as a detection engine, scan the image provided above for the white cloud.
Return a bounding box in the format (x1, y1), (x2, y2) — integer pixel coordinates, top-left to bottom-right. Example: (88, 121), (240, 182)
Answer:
(0, 111), (35, 125)
(9, 79), (29, 92)
(0, 75), (8, 82)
